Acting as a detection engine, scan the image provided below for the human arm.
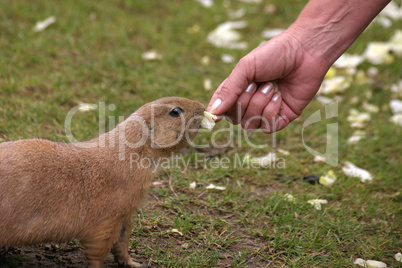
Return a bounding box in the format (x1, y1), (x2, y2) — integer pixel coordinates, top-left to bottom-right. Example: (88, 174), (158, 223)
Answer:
(207, 0), (391, 133)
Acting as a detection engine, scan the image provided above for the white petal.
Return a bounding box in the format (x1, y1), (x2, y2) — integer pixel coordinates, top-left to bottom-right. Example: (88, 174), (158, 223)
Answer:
(316, 96), (334, 105)
(284, 193), (296, 203)
(314, 155), (326, 162)
(390, 99), (402, 114)
(201, 111), (217, 130)
(363, 42), (394, 65)
(78, 103), (97, 112)
(342, 161), (373, 183)
(333, 54), (364, 69)
(277, 148), (290, 155)
(195, 0), (213, 7)
(318, 76), (351, 95)
(319, 170), (337, 187)
(221, 54), (235, 63)
(207, 21), (248, 49)
(142, 50), (163, 60)
(189, 181), (197, 190)
(206, 183), (226, 190)
(347, 130), (367, 144)
(170, 229), (183, 236)
(362, 102), (379, 113)
(307, 199), (328, 210)
(33, 16), (56, 32)
(390, 114), (402, 126)
(354, 258), (367, 267)
(395, 252), (402, 262)
(261, 29), (285, 39)
(365, 260), (387, 268)
(203, 78), (212, 91)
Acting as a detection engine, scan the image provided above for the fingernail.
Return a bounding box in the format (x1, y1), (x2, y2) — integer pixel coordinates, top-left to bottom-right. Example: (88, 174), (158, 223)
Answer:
(261, 82), (273, 94)
(245, 82), (256, 93)
(272, 92), (281, 102)
(210, 98), (222, 113)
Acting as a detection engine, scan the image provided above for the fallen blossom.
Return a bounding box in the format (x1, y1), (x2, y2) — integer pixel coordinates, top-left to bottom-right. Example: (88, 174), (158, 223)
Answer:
(261, 29), (284, 39)
(313, 155), (326, 162)
(228, 8), (246, 19)
(189, 181), (196, 190)
(354, 258), (388, 268)
(380, 1), (402, 20)
(277, 148), (290, 156)
(319, 170), (337, 187)
(170, 229), (183, 236)
(390, 99), (402, 114)
(33, 16), (56, 32)
(363, 42), (394, 65)
(395, 252), (402, 262)
(207, 21), (248, 49)
(206, 183), (226, 190)
(142, 50), (163, 60)
(307, 199), (328, 210)
(316, 95), (334, 105)
(246, 152), (277, 168)
(201, 55), (210, 65)
(347, 109), (371, 125)
(389, 30), (402, 56)
(333, 54), (364, 74)
(284, 193), (296, 203)
(318, 76), (351, 95)
(221, 54), (235, 63)
(201, 111), (217, 130)
(367, 67), (379, 77)
(362, 102), (379, 113)
(78, 103), (97, 112)
(203, 78), (212, 91)
(342, 161), (373, 183)
(348, 130), (367, 144)
(195, 0), (213, 7)
(390, 114), (402, 126)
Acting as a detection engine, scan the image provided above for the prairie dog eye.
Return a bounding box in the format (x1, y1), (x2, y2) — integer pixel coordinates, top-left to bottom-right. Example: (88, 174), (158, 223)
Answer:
(169, 107), (184, 117)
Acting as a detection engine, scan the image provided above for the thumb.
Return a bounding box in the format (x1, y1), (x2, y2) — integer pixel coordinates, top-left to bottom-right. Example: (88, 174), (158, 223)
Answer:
(207, 57), (255, 116)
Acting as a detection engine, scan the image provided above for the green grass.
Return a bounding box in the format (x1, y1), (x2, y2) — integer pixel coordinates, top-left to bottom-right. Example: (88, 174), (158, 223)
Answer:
(1, 0), (401, 267)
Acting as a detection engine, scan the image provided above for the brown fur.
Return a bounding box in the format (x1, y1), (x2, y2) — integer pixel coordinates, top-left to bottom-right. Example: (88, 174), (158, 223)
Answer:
(0, 97), (204, 267)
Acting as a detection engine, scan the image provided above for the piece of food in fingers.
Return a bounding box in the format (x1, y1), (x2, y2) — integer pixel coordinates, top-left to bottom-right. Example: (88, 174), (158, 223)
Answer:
(201, 111), (218, 130)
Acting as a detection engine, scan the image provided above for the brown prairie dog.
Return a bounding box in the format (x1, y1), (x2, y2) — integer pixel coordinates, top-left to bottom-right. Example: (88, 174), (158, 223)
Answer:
(0, 97), (205, 268)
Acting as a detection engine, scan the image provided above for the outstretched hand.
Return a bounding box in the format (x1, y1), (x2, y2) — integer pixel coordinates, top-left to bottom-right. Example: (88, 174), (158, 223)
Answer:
(207, 29), (330, 133)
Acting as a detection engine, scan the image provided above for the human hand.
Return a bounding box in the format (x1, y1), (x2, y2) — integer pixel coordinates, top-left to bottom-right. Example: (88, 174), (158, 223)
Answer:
(207, 29), (331, 133)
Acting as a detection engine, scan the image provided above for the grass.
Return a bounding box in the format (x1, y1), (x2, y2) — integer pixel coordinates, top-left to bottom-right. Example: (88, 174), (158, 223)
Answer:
(1, 0), (401, 267)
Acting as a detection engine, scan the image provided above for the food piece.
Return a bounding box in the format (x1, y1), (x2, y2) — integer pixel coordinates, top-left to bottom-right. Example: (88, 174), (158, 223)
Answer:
(201, 111), (218, 130)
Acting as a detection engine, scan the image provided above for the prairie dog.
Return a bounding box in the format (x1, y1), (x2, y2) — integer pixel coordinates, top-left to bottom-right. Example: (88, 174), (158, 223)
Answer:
(0, 97), (205, 267)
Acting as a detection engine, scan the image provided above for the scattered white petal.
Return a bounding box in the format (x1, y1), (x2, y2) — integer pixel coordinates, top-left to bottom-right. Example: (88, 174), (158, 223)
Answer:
(153, 181), (163, 186)
(206, 183), (226, 190)
(207, 21), (248, 49)
(355, 258), (367, 267)
(142, 50), (163, 60)
(395, 252), (402, 262)
(221, 54), (235, 63)
(318, 76), (351, 95)
(228, 8), (246, 19)
(189, 181), (196, 190)
(78, 103), (97, 112)
(316, 95), (334, 105)
(319, 170), (337, 187)
(362, 102), (379, 113)
(261, 29), (285, 39)
(334, 54), (364, 70)
(201, 111), (217, 130)
(314, 155), (326, 162)
(195, 0), (213, 7)
(375, 16), (392, 28)
(350, 122), (366, 128)
(248, 152), (277, 168)
(307, 199), (328, 210)
(284, 193), (296, 203)
(364, 42), (394, 65)
(33, 16), (56, 32)
(277, 148), (290, 155)
(390, 80), (402, 97)
(347, 109), (371, 125)
(367, 67), (379, 77)
(170, 229), (183, 236)
(203, 78), (212, 91)
(379, 1), (402, 20)
(390, 114), (402, 126)
(389, 30), (402, 56)
(390, 99), (402, 114)
(348, 130), (367, 144)
(366, 260), (387, 268)
(201, 55), (210, 66)
(342, 161), (373, 183)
